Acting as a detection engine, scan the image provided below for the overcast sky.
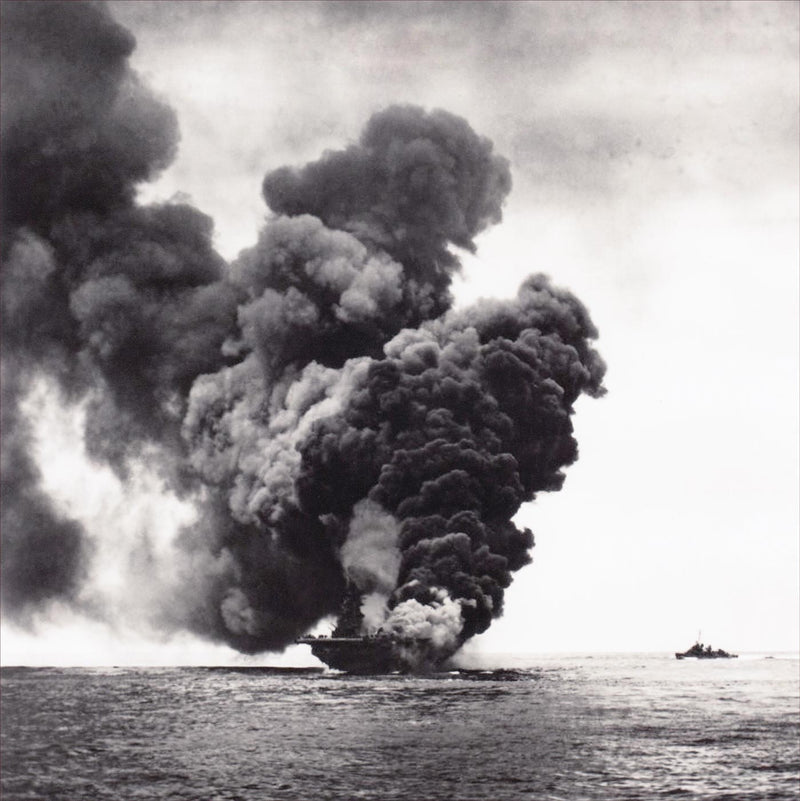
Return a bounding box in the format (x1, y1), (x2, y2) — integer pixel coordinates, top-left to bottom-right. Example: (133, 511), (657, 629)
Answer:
(3, 0), (798, 664)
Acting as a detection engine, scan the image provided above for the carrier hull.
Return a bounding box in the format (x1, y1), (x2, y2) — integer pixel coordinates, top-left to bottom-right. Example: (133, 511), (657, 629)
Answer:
(297, 636), (408, 673)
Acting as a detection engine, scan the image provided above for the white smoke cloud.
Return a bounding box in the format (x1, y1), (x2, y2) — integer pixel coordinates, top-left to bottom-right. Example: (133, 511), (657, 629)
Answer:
(340, 499), (402, 631)
(184, 354), (371, 525)
(18, 377), (202, 633)
(360, 591), (391, 633)
(341, 499), (401, 593)
(384, 586), (464, 651)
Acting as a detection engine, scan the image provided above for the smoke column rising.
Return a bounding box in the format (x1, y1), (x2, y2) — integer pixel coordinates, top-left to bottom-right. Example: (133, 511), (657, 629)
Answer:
(1, 1), (605, 667)
(0, 1), (238, 618)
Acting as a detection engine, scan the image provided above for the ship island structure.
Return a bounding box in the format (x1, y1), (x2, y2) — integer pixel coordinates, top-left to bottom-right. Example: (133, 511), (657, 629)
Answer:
(296, 585), (441, 674)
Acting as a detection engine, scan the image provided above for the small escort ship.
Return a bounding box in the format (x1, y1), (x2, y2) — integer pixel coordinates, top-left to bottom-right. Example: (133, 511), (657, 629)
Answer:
(296, 585), (423, 674)
(675, 641), (738, 660)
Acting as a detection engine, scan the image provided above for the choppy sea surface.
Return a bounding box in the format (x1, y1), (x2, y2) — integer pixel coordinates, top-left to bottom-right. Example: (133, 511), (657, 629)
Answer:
(2, 653), (798, 801)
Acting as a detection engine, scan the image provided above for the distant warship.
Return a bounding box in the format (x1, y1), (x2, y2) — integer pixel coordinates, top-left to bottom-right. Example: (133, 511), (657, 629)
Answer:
(296, 585), (438, 674)
(675, 641), (738, 660)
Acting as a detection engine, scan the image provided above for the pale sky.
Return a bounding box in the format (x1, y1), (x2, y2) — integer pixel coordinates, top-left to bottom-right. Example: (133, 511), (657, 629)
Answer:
(3, 0), (798, 664)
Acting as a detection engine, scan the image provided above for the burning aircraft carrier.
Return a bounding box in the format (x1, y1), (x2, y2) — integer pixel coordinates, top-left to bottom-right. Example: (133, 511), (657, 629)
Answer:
(297, 585), (412, 674)
(1, 2), (606, 669)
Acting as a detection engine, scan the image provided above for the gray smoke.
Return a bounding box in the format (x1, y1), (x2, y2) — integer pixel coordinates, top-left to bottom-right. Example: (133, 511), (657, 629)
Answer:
(183, 115), (604, 661)
(1, 1), (238, 617)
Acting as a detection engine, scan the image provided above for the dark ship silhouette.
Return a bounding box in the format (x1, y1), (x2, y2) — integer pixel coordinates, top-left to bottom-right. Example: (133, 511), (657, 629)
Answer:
(675, 641), (738, 660)
(296, 585), (442, 674)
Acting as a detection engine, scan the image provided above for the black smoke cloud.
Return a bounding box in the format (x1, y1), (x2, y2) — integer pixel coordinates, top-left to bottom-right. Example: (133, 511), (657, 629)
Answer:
(263, 105), (512, 323)
(293, 274), (605, 652)
(1, 1), (238, 617)
(2, 2), (605, 666)
(184, 113), (604, 660)
(1, 1), (176, 232)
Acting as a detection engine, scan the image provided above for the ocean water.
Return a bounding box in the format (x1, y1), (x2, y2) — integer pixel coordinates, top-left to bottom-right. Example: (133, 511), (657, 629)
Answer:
(1, 653), (798, 801)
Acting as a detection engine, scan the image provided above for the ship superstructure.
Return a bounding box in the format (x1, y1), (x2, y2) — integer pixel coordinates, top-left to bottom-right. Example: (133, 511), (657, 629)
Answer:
(296, 584), (441, 673)
(675, 641), (738, 660)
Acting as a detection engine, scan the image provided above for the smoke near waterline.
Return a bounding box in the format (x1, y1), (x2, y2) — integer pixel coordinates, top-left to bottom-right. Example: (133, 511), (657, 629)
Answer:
(0, 0), (238, 617)
(1, 1), (606, 666)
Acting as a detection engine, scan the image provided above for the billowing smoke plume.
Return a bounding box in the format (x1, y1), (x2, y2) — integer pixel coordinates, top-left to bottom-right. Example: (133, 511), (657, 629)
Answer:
(1, 2), (605, 668)
(1, 1), (238, 617)
(181, 112), (604, 662)
(263, 104), (513, 323)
